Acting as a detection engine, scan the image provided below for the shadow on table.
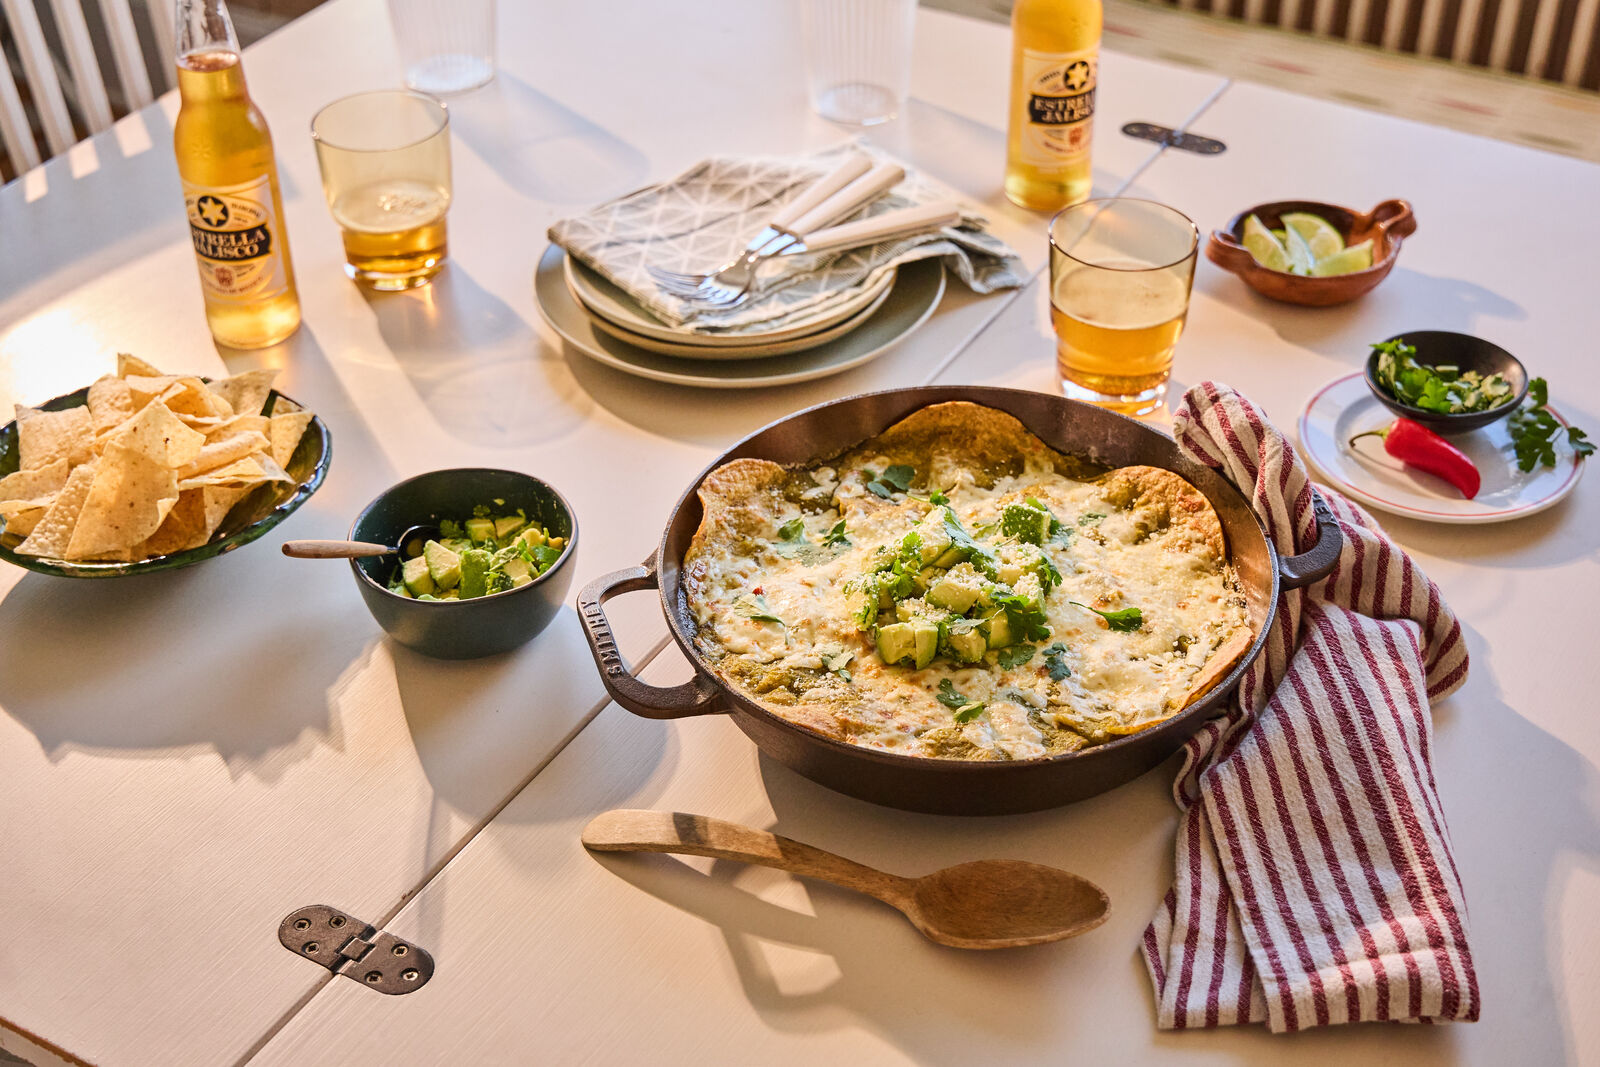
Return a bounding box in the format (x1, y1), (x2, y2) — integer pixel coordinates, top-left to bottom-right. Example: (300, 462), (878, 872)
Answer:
(586, 618), (1594, 1063)
(447, 72), (649, 205)
(360, 265), (593, 449)
(0, 327), (394, 781)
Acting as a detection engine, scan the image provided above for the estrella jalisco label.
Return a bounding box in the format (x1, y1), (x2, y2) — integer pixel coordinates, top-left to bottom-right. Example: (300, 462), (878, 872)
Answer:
(1019, 48), (1098, 165)
(183, 175), (288, 302)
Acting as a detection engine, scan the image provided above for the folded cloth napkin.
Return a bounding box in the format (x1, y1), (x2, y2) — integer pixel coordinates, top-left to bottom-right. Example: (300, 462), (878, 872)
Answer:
(1143, 382), (1478, 1032)
(547, 148), (1026, 335)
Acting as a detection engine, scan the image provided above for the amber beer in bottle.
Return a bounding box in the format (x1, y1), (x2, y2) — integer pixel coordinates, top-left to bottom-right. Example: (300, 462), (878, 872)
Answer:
(173, 0), (300, 348)
(1004, 0), (1103, 211)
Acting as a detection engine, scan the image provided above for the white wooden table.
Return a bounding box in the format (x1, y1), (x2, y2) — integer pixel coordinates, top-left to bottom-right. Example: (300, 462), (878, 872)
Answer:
(2, 2), (1595, 1065)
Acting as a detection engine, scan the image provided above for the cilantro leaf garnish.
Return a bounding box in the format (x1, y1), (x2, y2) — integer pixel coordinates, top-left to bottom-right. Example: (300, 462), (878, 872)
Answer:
(1509, 377), (1593, 472)
(941, 509), (1000, 578)
(733, 593), (785, 625)
(991, 587), (1052, 642)
(1071, 601), (1143, 632)
(820, 648), (854, 682)
(936, 679), (985, 722)
(929, 488), (950, 506)
(777, 517), (805, 541)
(1042, 642), (1072, 681)
(864, 464), (915, 498)
(822, 519), (850, 547)
(1034, 550), (1062, 593)
(997, 644), (1036, 670)
(1078, 512), (1105, 526)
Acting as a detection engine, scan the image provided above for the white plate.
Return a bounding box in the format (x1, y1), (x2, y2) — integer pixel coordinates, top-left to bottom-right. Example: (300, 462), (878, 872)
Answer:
(536, 245), (944, 389)
(1299, 373), (1585, 524)
(564, 253), (895, 346)
(572, 271), (895, 360)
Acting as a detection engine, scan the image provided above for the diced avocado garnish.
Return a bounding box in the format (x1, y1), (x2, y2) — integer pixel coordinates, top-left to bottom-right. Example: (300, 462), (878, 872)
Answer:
(424, 540), (461, 590)
(912, 507), (953, 566)
(1001, 502), (1051, 545)
(458, 548), (492, 599)
(503, 556), (531, 583)
(402, 554), (435, 596)
(465, 517), (496, 543)
(997, 561), (1023, 585)
(493, 514), (526, 539)
(947, 628), (986, 663)
(909, 620), (939, 668)
(876, 623), (916, 666)
(519, 526), (548, 548)
(984, 612), (1015, 649)
(925, 563), (984, 614)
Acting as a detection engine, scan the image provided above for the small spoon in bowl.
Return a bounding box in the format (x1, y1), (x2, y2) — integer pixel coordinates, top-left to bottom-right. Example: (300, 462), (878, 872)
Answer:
(281, 524), (440, 560)
(581, 809), (1110, 950)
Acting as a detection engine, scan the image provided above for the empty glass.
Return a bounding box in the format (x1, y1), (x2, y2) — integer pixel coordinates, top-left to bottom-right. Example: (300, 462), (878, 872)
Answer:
(800, 0), (917, 126)
(387, 0), (496, 95)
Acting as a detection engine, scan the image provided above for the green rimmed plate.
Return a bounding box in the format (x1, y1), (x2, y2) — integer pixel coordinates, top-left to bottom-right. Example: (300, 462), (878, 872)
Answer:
(0, 386), (331, 578)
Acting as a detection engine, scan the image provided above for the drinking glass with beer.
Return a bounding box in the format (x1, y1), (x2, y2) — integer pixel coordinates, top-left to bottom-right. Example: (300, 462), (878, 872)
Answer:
(311, 90), (452, 290)
(1048, 199), (1198, 416)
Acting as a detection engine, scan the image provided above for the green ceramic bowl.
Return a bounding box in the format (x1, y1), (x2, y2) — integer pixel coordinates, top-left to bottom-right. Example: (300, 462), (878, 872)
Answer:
(0, 386), (331, 577)
(348, 468), (578, 660)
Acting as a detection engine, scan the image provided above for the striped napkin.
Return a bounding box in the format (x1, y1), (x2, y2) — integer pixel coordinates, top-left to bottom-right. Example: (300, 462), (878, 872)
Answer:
(1142, 382), (1478, 1032)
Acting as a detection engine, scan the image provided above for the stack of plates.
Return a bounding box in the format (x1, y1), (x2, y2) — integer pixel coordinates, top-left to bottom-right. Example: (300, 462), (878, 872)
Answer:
(534, 246), (945, 389)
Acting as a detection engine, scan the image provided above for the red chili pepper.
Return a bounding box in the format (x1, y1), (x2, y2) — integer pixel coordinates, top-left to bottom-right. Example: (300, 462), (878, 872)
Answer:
(1350, 418), (1481, 498)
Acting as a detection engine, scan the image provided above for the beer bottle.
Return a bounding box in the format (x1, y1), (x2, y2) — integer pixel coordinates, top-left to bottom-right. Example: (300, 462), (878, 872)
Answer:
(173, 0), (300, 348)
(1004, 0), (1103, 212)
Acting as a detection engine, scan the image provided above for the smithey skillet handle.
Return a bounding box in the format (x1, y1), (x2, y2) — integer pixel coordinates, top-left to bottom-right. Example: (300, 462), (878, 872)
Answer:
(1278, 490), (1343, 590)
(577, 558), (724, 719)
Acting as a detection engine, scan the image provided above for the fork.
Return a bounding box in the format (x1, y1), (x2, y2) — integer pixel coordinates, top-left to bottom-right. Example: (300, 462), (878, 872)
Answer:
(645, 154), (870, 292)
(681, 200), (962, 309)
(655, 162), (908, 305)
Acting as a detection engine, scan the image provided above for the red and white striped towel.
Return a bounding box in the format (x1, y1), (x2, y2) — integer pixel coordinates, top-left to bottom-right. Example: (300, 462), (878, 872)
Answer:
(1142, 382), (1478, 1032)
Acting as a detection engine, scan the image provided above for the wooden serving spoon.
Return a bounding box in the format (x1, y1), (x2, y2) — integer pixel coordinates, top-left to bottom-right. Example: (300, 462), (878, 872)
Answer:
(581, 809), (1110, 950)
(281, 524), (440, 560)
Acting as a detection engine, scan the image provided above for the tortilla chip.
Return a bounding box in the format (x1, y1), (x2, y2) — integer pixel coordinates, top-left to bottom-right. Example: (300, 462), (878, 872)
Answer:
(207, 413), (270, 439)
(124, 375), (179, 407)
(207, 369), (278, 418)
(64, 445), (180, 559)
(270, 395), (303, 415)
(14, 405), (95, 469)
(87, 376), (137, 435)
(117, 353), (164, 378)
(178, 455), (266, 489)
(201, 485), (249, 532)
(158, 377), (230, 419)
(4, 506), (46, 538)
(107, 401), (207, 469)
(0, 457), (70, 503)
(175, 430), (271, 480)
(16, 461), (97, 558)
(269, 411), (312, 469)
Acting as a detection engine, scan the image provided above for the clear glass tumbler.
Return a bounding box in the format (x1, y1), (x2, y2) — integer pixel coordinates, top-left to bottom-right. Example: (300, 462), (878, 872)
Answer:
(800, 0), (917, 126)
(387, 0), (496, 95)
(311, 90), (452, 291)
(1048, 199), (1198, 416)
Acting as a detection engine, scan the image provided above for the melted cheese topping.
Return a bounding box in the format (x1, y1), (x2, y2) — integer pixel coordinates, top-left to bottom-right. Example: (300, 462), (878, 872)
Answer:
(685, 447), (1248, 762)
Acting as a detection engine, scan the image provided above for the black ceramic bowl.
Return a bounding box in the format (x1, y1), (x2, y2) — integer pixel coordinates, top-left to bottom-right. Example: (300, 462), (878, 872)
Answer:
(349, 468), (577, 659)
(1364, 330), (1528, 435)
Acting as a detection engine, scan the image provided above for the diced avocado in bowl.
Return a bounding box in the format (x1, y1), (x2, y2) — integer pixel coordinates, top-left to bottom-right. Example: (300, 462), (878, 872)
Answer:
(348, 469), (579, 660)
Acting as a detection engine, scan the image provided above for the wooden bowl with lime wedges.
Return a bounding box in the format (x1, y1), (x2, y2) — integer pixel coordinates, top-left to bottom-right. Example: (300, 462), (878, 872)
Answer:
(1206, 199), (1415, 307)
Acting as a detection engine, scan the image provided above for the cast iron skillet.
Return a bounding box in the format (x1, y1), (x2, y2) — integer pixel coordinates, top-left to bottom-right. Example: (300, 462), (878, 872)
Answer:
(578, 386), (1340, 815)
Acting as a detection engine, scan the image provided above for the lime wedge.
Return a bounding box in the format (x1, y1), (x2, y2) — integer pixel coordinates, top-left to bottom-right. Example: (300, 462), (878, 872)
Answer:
(1282, 212), (1344, 261)
(1282, 224), (1316, 275)
(1310, 239), (1374, 276)
(1242, 215), (1292, 273)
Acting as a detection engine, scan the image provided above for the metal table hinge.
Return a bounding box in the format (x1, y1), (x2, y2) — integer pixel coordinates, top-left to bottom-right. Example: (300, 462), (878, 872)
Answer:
(279, 905), (435, 995)
(1121, 122), (1226, 155)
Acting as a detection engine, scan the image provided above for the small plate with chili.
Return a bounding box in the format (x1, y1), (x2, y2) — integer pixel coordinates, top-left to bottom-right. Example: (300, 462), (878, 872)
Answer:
(1299, 373), (1584, 524)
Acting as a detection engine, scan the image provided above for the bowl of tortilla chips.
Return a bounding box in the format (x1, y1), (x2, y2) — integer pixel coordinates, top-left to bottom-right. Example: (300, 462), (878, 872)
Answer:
(0, 353), (330, 577)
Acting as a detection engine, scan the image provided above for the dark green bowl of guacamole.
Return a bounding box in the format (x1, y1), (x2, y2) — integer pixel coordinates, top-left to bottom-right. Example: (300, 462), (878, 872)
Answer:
(349, 468), (578, 659)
